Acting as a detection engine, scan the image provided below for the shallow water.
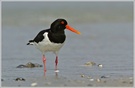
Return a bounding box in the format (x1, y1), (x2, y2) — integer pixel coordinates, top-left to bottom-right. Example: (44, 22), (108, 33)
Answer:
(2, 2), (133, 86)
(2, 22), (133, 80)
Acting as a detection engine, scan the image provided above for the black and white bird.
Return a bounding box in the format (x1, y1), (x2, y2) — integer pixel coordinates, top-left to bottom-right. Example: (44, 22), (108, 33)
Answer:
(27, 19), (80, 75)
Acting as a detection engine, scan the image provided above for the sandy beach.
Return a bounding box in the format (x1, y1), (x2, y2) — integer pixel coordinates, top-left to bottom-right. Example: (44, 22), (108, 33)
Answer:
(2, 73), (133, 87)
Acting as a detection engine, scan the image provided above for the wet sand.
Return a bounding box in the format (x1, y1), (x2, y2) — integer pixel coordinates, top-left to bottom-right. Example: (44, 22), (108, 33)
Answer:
(2, 23), (133, 87)
(2, 22), (133, 87)
(1, 61), (133, 87)
(2, 74), (133, 87)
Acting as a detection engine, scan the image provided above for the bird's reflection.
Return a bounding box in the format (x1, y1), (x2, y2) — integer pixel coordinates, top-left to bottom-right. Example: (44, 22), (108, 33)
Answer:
(55, 72), (58, 78)
(42, 70), (59, 78)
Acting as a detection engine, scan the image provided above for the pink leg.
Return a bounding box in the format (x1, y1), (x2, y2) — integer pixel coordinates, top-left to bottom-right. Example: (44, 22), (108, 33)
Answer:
(42, 55), (46, 75)
(55, 56), (58, 70)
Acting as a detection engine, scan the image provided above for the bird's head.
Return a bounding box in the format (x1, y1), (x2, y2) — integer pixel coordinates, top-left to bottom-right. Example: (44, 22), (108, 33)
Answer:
(50, 19), (81, 34)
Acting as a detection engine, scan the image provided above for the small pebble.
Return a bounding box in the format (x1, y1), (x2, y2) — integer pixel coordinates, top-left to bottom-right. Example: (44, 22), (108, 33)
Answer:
(129, 81), (133, 84)
(101, 76), (106, 78)
(96, 79), (101, 82)
(31, 82), (37, 87)
(15, 77), (25, 81)
(84, 61), (96, 66)
(101, 76), (109, 78)
(98, 64), (103, 68)
(81, 74), (85, 78)
(89, 78), (94, 81)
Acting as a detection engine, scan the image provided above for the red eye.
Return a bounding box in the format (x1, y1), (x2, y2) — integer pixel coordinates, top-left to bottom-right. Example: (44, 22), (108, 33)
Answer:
(61, 21), (64, 24)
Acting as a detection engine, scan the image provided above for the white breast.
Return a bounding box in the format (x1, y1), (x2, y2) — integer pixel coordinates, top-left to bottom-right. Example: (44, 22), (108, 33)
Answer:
(34, 32), (64, 55)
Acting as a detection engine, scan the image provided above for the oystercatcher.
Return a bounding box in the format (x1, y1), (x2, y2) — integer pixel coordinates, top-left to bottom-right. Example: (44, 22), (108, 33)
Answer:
(27, 19), (80, 75)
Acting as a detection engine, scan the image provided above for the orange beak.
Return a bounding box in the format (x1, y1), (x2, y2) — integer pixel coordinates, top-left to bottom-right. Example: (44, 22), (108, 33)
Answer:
(66, 25), (81, 34)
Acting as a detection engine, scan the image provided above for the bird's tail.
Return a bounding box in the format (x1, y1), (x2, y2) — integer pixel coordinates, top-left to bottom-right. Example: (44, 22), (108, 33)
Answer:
(27, 40), (34, 45)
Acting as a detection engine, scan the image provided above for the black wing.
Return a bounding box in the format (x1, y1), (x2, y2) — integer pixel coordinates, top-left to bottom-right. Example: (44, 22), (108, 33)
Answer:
(33, 29), (50, 43)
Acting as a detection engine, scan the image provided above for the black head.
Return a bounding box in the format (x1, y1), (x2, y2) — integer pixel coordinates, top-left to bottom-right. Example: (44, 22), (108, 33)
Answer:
(50, 19), (68, 33)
